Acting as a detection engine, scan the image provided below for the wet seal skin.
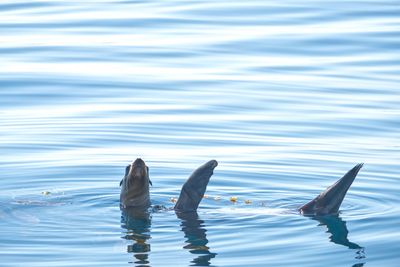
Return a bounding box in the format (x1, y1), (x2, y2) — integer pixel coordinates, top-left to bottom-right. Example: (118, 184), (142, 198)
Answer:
(299, 163), (364, 216)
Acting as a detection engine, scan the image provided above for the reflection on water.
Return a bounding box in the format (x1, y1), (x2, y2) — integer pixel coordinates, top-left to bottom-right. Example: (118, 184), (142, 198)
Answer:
(121, 208), (216, 267)
(312, 215), (365, 262)
(176, 211), (217, 266)
(2, 0), (400, 265)
(121, 208), (217, 267)
(121, 208), (152, 266)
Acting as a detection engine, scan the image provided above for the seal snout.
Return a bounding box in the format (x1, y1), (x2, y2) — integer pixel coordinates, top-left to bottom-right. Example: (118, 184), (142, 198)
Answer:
(133, 158), (145, 167)
(130, 158), (147, 178)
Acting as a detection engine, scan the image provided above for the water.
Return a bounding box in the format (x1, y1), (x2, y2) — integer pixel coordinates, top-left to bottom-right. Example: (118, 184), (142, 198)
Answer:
(1, 0), (399, 266)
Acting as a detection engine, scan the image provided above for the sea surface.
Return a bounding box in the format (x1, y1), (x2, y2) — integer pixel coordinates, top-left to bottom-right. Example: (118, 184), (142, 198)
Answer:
(1, 1), (399, 266)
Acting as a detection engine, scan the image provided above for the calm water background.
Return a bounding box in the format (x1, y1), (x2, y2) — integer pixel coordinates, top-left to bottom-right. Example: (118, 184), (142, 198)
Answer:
(1, 0), (400, 266)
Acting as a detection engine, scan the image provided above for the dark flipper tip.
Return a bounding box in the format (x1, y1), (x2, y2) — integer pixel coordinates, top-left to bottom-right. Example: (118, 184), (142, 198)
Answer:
(352, 163), (364, 172)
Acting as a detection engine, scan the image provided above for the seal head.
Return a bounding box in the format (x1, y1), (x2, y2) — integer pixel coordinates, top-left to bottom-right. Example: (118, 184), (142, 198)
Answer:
(120, 158), (152, 209)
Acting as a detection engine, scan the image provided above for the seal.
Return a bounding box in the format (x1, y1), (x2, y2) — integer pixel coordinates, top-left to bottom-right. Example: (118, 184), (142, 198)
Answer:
(120, 159), (363, 216)
(120, 158), (152, 209)
(120, 158), (218, 211)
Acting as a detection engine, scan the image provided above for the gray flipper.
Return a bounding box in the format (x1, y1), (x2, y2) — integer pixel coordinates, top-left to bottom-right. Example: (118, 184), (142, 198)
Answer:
(174, 160), (218, 212)
(120, 165), (131, 186)
(299, 163), (363, 215)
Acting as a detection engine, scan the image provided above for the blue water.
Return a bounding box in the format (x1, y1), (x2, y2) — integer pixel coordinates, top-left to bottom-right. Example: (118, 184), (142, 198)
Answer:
(1, 0), (400, 266)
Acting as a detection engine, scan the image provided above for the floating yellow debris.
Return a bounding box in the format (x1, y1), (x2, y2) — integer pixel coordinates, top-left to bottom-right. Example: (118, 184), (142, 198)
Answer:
(214, 196), (221, 201)
(203, 195), (209, 199)
(230, 196), (238, 203)
(244, 199), (252, 204)
(170, 197), (177, 203)
(42, 191), (51, 196)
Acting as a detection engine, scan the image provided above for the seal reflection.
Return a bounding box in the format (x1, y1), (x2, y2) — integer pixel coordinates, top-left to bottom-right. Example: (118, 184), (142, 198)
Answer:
(176, 211), (217, 266)
(121, 208), (152, 266)
(121, 208), (216, 267)
(312, 215), (365, 263)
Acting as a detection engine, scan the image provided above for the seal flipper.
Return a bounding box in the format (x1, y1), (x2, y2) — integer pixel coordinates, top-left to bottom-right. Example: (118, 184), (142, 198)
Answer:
(120, 165), (131, 186)
(299, 163), (363, 215)
(174, 160), (218, 212)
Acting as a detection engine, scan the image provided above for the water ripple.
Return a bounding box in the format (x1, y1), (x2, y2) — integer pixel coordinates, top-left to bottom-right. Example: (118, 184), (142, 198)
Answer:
(1, 0), (400, 266)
